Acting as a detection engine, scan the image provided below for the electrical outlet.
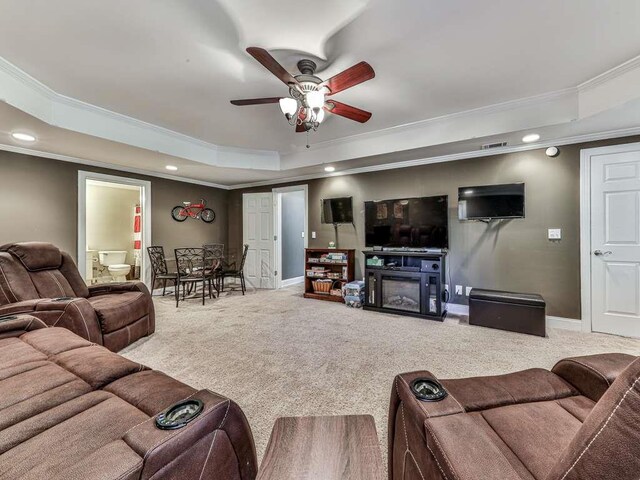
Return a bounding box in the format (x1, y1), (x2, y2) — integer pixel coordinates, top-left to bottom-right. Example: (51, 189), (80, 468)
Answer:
(548, 228), (562, 240)
(455, 285), (463, 295)
(311, 231), (316, 239)
(466, 286), (473, 296)
(444, 284), (449, 292)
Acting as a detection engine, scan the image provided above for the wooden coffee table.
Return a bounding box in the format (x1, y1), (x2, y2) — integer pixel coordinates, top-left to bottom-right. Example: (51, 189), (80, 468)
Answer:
(257, 415), (384, 480)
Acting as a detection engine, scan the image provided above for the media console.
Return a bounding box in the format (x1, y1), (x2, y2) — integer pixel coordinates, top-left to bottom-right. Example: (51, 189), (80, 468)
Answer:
(363, 250), (447, 321)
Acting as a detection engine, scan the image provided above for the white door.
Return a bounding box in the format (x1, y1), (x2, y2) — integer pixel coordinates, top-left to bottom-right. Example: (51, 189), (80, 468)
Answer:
(590, 145), (640, 337)
(243, 193), (275, 289)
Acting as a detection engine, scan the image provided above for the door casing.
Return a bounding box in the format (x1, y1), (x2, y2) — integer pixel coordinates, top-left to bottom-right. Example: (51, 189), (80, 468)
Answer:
(272, 185), (308, 289)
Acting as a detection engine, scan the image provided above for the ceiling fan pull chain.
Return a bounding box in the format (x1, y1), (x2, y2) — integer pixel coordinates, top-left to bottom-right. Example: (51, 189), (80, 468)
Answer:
(306, 130), (310, 149)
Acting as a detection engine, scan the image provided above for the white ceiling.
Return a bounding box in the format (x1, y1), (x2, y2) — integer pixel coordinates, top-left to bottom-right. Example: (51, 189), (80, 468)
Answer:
(0, 0), (639, 186)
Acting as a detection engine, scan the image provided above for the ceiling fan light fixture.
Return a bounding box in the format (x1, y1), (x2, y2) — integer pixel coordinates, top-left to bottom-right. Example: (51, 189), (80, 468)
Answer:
(306, 91), (325, 110)
(279, 97), (297, 116)
(316, 108), (325, 123)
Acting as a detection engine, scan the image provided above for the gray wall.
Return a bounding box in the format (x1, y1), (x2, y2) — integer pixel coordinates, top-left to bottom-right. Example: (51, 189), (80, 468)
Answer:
(281, 190), (305, 280)
(228, 135), (640, 319)
(0, 151), (228, 263)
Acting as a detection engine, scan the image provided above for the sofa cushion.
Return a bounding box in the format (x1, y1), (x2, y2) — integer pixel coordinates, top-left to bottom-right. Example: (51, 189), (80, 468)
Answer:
(104, 370), (196, 416)
(27, 270), (76, 299)
(88, 292), (149, 334)
(0, 253), (39, 304)
(52, 345), (146, 390)
(0, 394), (147, 480)
(440, 368), (578, 412)
(20, 327), (94, 356)
(480, 400), (584, 479)
(1, 242), (62, 272)
(424, 399), (586, 480)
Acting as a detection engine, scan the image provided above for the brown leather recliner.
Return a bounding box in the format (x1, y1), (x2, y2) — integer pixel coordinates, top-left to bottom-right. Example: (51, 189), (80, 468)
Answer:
(389, 353), (640, 480)
(0, 242), (154, 351)
(0, 314), (257, 480)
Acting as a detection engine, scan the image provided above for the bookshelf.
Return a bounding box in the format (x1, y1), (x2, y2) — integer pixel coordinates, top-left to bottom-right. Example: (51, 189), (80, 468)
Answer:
(304, 248), (356, 303)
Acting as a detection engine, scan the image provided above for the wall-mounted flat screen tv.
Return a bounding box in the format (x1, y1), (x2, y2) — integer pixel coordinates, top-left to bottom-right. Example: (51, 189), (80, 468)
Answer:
(322, 197), (353, 224)
(458, 183), (525, 220)
(364, 195), (449, 248)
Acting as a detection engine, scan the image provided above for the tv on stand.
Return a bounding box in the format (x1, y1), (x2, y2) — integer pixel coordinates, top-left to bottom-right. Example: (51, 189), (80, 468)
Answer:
(364, 195), (448, 250)
(363, 195), (449, 320)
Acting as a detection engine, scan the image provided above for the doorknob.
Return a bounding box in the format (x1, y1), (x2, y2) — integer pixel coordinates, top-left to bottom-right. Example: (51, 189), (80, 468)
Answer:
(593, 250), (612, 256)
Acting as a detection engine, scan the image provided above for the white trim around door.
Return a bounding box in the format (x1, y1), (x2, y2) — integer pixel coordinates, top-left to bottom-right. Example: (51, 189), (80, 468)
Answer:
(273, 185), (309, 289)
(580, 141), (640, 335)
(78, 171), (152, 287)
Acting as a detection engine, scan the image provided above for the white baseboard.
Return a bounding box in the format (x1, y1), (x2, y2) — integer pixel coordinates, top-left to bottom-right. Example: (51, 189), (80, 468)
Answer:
(280, 276), (304, 288)
(546, 316), (583, 331)
(447, 303), (583, 332)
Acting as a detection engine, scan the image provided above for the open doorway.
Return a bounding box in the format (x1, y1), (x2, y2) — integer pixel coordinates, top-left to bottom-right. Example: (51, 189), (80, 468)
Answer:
(78, 171), (151, 287)
(273, 185), (308, 288)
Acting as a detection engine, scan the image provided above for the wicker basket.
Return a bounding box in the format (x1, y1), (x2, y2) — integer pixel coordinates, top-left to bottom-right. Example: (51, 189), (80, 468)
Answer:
(312, 279), (333, 294)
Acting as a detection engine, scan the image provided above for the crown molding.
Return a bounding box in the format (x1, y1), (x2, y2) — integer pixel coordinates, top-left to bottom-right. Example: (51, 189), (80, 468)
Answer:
(0, 143), (231, 190)
(228, 126), (640, 189)
(284, 87), (578, 155)
(0, 56), (280, 170)
(3, 125), (640, 191)
(578, 54), (640, 91)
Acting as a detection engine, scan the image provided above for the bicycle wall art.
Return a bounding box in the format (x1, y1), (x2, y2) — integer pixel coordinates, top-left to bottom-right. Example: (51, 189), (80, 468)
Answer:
(171, 198), (216, 223)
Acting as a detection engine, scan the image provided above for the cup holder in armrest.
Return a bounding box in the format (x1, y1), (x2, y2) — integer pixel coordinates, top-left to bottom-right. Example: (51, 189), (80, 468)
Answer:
(0, 315), (18, 324)
(155, 399), (204, 430)
(410, 378), (448, 402)
(52, 297), (74, 301)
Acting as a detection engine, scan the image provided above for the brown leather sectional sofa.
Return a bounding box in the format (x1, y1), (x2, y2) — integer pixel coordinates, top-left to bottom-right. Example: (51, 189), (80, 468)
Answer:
(0, 242), (154, 351)
(0, 314), (257, 480)
(389, 353), (640, 480)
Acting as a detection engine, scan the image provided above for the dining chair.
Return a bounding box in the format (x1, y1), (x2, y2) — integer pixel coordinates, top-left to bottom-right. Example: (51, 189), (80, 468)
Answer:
(220, 244), (249, 295)
(203, 243), (224, 295)
(174, 247), (215, 306)
(147, 246), (177, 296)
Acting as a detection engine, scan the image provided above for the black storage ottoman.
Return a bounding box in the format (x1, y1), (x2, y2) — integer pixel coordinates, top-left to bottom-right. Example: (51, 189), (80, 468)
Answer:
(469, 289), (546, 337)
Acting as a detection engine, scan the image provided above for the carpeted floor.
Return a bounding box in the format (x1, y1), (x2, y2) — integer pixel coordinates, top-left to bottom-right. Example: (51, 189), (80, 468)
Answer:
(121, 285), (640, 468)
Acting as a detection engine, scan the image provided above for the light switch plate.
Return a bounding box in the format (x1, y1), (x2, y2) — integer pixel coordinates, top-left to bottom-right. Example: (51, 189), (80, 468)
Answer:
(311, 231), (316, 239)
(455, 285), (463, 295)
(548, 228), (562, 240)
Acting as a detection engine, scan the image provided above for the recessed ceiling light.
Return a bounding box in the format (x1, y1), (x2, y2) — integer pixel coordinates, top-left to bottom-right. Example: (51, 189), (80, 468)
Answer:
(324, 166), (335, 172)
(11, 132), (36, 142)
(522, 133), (540, 143)
(165, 165), (178, 171)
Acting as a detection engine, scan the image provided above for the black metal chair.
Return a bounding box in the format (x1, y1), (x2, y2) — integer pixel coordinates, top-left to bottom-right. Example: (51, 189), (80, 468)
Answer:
(174, 248), (215, 306)
(220, 244), (249, 295)
(147, 246), (177, 296)
(203, 244), (225, 295)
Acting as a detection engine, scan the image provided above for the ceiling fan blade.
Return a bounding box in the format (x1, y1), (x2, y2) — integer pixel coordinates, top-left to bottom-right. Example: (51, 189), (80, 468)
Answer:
(322, 61), (375, 95)
(324, 101), (372, 123)
(230, 97), (281, 106)
(246, 47), (299, 87)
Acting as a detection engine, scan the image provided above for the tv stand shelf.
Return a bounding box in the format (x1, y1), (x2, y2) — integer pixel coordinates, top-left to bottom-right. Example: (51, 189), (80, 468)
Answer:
(304, 249), (355, 303)
(363, 250), (447, 321)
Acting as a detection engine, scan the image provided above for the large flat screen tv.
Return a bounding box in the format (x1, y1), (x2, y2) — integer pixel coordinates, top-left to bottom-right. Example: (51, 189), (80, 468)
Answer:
(458, 183), (525, 220)
(322, 197), (353, 224)
(364, 195), (449, 248)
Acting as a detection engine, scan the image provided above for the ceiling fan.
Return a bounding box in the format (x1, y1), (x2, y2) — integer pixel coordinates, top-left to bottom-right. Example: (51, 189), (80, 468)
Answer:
(231, 47), (375, 134)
